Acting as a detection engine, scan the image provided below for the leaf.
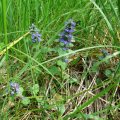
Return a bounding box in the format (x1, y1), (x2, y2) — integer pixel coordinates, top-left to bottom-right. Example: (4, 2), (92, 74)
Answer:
(31, 84), (39, 95)
(58, 104), (65, 115)
(69, 78), (78, 84)
(17, 87), (24, 97)
(96, 78), (101, 84)
(48, 66), (61, 76)
(57, 48), (67, 55)
(41, 47), (52, 53)
(57, 60), (67, 70)
(53, 93), (64, 102)
(67, 43), (74, 47)
(21, 97), (30, 106)
(104, 69), (112, 77)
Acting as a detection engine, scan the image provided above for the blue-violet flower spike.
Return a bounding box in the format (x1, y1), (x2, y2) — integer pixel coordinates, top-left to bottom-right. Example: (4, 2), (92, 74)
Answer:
(59, 19), (76, 50)
(30, 24), (41, 43)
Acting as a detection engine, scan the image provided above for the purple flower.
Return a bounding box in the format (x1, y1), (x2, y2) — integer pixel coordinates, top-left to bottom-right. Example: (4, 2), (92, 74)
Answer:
(10, 82), (20, 95)
(30, 24), (41, 43)
(60, 38), (70, 45)
(62, 47), (69, 51)
(64, 59), (69, 63)
(31, 32), (41, 42)
(98, 49), (110, 60)
(67, 34), (73, 39)
(58, 19), (76, 64)
(101, 49), (109, 56)
(71, 21), (76, 27)
(64, 28), (74, 33)
(65, 19), (76, 27)
(59, 19), (76, 51)
(30, 24), (38, 32)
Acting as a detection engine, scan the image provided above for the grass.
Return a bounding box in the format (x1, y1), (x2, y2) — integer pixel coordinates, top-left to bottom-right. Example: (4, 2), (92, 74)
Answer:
(0, 0), (120, 119)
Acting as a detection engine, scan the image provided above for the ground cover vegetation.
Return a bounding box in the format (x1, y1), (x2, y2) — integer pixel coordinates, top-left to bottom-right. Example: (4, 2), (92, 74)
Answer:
(0, 0), (120, 119)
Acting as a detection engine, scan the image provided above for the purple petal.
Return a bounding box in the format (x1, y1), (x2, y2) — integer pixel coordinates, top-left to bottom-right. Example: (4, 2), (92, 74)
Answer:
(64, 28), (74, 33)
(64, 59), (69, 63)
(11, 91), (15, 95)
(71, 21), (76, 27)
(36, 32), (41, 37)
(67, 34), (72, 40)
(10, 82), (20, 94)
(62, 47), (69, 51)
(59, 38), (69, 44)
(31, 34), (35, 39)
(37, 37), (41, 42)
(60, 32), (66, 37)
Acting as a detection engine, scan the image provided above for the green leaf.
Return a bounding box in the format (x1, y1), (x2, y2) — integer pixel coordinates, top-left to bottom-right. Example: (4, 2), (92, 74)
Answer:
(58, 104), (65, 115)
(69, 78), (78, 84)
(96, 78), (101, 84)
(48, 66), (61, 76)
(59, 42), (65, 46)
(104, 69), (112, 77)
(57, 60), (67, 70)
(41, 47), (52, 53)
(31, 84), (39, 95)
(67, 43), (74, 47)
(57, 48), (67, 55)
(21, 97), (30, 106)
(17, 87), (24, 97)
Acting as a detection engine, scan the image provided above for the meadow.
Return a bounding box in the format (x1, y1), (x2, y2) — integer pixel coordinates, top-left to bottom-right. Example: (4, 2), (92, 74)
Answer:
(0, 0), (120, 119)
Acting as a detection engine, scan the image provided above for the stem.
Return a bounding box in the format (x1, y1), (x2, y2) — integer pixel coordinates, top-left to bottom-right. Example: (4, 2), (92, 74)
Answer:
(2, 0), (8, 51)
(2, 0), (9, 79)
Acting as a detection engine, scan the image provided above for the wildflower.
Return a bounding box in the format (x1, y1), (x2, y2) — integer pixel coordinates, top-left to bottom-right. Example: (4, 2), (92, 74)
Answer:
(30, 24), (41, 42)
(101, 49), (109, 56)
(31, 32), (41, 42)
(99, 49), (110, 60)
(10, 82), (20, 95)
(59, 19), (76, 50)
(62, 47), (69, 51)
(58, 19), (76, 63)
(64, 58), (69, 63)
